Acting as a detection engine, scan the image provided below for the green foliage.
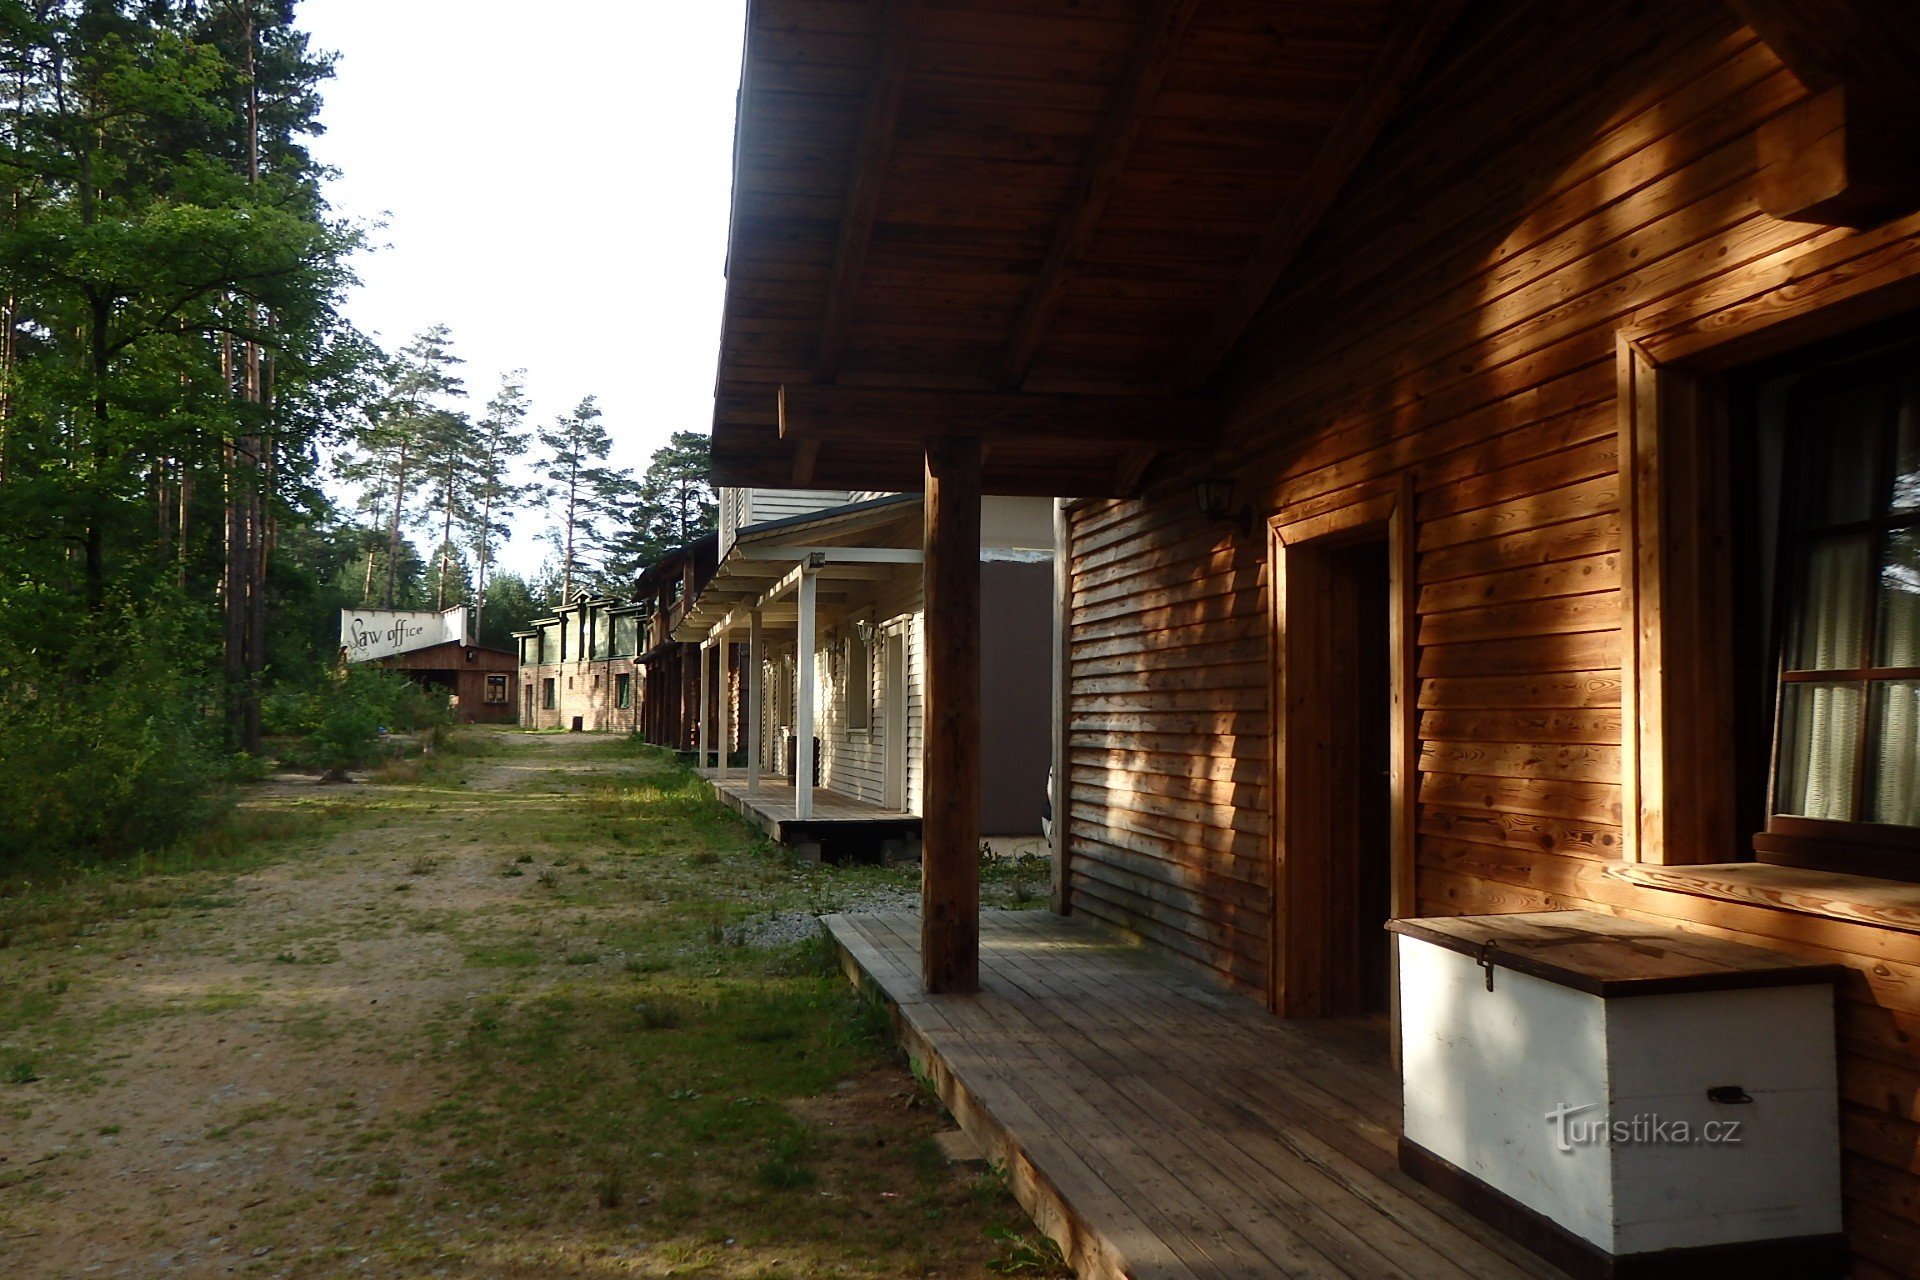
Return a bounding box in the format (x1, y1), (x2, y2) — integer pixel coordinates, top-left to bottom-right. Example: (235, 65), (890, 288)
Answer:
(262, 665), (450, 773)
(535, 396), (634, 598)
(0, 592), (230, 867)
(476, 571), (540, 649)
(605, 429), (717, 582)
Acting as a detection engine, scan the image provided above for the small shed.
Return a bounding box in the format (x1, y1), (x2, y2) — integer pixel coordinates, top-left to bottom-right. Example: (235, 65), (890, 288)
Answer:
(374, 640), (517, 724)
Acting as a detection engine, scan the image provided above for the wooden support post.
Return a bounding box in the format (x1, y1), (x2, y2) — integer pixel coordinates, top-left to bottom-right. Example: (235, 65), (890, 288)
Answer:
(717, 630), (734, 781)
(796, 569), (817, 821)
(748, 609), (764, 794)
(922, 436), (982, 994)
(696, 641), (711, 772)
(1050, 498), (1072, 916)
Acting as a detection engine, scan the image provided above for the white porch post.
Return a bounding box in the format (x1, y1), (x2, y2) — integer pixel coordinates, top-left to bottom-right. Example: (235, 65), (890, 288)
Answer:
(696, 640), (711, 772)
(795, 568), (817, 820)
(747, 609), (764, 794)
(717, 626), (735, 782)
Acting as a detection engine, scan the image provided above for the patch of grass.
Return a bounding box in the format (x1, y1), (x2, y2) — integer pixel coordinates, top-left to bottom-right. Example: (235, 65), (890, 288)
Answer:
(4, 1060), (40, 1084)
(0, 730), (1057, 1277)
(407, 855), (439, 876)
(985, 1225), (1070, 1274)
(465, 943), (542, 968)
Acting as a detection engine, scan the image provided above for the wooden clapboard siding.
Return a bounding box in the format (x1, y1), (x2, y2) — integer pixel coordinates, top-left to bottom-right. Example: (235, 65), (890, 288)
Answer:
(817, 572), (924, 810)
(1059, 0), (1920, 1259)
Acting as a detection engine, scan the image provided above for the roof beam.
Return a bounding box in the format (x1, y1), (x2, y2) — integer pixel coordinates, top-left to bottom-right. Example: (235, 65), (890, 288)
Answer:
(1728, 0), (1920, 227)
(779, 385), (1218, 449)
(814, 0), (925, 379)
(735, 546), (924, 565)
(1722, 0), (1920, 94)
(1176, 1), (1465, 390)
(999, 0), (1201, 390)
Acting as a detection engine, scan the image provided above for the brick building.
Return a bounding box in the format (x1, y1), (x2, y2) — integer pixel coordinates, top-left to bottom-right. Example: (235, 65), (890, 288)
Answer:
(512, 591), (645, 732)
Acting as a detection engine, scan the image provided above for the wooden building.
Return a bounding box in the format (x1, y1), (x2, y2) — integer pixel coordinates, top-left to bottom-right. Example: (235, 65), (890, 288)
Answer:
(674, 488), (1054, 851)
(712, 1), (1920, 1275)
(632, 535), (720, 753)
(374, 640), (517, 725)
(512, 590), (644, 732)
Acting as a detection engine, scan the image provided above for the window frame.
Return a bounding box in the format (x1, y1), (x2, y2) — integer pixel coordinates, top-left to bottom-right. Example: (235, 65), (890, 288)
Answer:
(1621, 289), (1920, 880)
(844, 628), (872, 734)
(1753, 354), (1920, 874)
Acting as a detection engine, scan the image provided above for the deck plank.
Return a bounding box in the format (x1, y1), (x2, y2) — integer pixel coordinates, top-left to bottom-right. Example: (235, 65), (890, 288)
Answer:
(827, 909), (1568, 1280)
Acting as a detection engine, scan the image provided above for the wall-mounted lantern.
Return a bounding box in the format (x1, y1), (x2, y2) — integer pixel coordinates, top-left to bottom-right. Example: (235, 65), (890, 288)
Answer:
(1196, 473), (1254, 539)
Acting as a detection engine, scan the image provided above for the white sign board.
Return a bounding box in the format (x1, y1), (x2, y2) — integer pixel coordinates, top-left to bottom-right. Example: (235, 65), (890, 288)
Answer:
(340, 607), (468, 663)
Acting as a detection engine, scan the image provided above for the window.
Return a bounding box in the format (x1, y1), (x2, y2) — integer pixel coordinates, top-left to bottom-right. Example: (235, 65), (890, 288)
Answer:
(1626, 313), (1920, 880)
(845, 631), (871, 731)
(541, 679), (556, 710)
(1752, 354), (1920, 872)
(484, 674), (508, 705)
(615, 673), (632, 709)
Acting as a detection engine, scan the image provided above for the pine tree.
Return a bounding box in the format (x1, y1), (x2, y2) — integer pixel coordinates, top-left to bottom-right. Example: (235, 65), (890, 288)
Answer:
(534, 396), (632, 600)
(0, 0), (366, 753)
(337, 326), (465, 607)
(469, 372), (532, 641)
(609, 430), (717, 576)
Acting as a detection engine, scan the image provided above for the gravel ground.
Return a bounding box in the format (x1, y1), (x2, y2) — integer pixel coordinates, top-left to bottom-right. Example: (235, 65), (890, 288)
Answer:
(722, 885), (924, 949)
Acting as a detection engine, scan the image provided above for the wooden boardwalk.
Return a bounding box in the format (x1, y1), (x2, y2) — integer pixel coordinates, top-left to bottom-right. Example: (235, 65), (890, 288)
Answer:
(703, 772), (920, 846)
(826, 909), (1565, 1280)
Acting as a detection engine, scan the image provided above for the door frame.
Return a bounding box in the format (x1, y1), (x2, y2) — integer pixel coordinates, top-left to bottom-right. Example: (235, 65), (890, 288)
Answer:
(1267, 474), (1418, 1019)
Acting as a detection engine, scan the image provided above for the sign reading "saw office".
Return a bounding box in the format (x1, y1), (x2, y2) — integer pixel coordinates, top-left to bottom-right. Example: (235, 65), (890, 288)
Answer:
(339, 607), (468, 663)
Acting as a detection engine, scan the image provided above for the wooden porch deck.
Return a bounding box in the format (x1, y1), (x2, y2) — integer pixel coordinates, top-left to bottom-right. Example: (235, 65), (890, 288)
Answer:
(703, 772), (920, 848)
(826, 909), (1566, 1280)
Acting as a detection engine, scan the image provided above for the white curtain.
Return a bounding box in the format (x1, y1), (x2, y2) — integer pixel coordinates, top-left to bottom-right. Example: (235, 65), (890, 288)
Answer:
(1781, 684), (1861, 820)
(1795, 537), (1870, 669)
(1873, 682), (1920, 826)
(1871, 526), (1919, 825)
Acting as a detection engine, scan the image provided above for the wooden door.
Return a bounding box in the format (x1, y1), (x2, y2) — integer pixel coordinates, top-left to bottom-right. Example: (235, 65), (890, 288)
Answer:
(1269, 478), (1416, 1021)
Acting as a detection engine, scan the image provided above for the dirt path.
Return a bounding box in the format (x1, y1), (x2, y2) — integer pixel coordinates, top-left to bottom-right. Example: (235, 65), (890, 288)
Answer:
(0, 731), (1059, 1279)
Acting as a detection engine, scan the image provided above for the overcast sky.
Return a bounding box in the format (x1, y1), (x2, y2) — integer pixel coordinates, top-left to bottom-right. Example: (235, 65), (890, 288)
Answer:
(298, 1), (746, 577)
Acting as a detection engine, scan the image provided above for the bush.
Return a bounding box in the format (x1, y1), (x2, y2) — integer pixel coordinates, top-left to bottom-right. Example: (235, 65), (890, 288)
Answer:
(0, 593), (230, 869)
(264, 664), (451, 773)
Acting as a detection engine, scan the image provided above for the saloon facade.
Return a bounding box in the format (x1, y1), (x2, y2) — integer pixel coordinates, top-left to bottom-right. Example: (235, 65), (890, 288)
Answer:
(712, 1), (1920, 1276)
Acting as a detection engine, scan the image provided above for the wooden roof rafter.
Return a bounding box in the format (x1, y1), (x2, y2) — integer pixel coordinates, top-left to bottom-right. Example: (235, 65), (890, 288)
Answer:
(998, 0), (1203, 391)
(813, 0), (927, 381)
(1175, 0), (1467, 390)
(777, 384), (1219, 453)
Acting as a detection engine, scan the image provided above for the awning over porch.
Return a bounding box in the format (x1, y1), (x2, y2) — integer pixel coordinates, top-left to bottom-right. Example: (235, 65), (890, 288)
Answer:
(826, 909), (1566, 1280)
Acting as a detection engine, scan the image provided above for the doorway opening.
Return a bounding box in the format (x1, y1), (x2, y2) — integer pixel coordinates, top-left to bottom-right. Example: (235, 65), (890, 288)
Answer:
(1270, 480), (1412, 1024)
(1317, 537), (1394, 1015)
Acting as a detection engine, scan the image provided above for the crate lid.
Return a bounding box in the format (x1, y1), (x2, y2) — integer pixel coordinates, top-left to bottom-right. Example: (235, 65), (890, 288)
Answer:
(1386, 910), (1848, 996)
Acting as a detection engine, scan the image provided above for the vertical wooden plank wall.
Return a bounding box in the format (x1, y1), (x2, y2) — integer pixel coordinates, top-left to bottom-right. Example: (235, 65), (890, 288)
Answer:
(1061, 3), (1920, 1274)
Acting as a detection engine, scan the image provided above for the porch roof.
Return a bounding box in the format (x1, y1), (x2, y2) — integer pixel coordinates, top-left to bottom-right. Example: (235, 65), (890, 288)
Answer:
(714, 0), (1463, 495)
(828, 908), (1566, 1280)
(673, 491), (923, 642)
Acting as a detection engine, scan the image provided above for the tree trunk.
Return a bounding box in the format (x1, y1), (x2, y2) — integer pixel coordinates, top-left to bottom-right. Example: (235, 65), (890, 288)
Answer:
(385, 439), (408, 607)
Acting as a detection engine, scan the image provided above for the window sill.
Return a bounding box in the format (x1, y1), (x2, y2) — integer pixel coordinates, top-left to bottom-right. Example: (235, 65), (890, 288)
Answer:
(1613, 862), (1920, 937)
